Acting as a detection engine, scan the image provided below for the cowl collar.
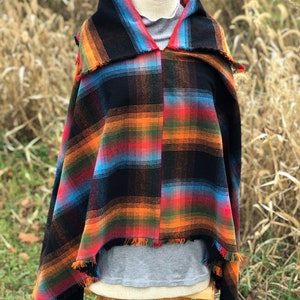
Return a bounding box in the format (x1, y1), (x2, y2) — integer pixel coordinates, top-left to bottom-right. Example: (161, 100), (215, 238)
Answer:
(76, 0), (244, 74)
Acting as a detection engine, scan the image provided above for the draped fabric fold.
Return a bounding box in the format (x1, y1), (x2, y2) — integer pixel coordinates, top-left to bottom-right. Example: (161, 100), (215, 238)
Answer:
(33, 1), (244, 299)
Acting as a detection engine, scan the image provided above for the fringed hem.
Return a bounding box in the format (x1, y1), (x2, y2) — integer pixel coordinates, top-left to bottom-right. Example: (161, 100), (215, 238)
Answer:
(214, 240), (242, 262)
(81, 276), (98, 288)
(212, 264), (223, 277)
(216, 49), (246, 73)
(72, 259), (100, 291)
(72, 256), (97, 270)
(124, 237), (186, 247)
(233, 61), (246, 73)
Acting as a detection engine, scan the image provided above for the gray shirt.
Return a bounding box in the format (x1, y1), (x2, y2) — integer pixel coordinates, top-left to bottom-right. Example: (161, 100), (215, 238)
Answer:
(98, 240), (210, 287)
(142, 4), (184, 50)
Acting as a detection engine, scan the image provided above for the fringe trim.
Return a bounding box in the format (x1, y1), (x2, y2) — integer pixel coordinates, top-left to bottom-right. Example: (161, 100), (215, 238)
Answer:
(125, 237), (150, 246)
(233, 62), (246, 73)
(214, 240), (243, 262)
(71, 257), (97, 270)
(81, 276), (97, 287)
(213, 265), (223, 277)
(72, 258), (100, 291)
(124, 237), (186, 247)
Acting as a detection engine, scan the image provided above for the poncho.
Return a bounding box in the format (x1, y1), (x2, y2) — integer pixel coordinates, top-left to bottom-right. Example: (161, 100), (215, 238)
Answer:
(33, 0), (244, 299)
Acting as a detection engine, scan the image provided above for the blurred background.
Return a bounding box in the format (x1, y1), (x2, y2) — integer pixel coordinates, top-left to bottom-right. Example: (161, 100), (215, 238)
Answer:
(0, 0), (299, 299)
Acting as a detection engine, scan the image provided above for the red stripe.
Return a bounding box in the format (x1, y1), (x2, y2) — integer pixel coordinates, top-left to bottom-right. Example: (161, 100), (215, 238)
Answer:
(164, 106), (218, 121)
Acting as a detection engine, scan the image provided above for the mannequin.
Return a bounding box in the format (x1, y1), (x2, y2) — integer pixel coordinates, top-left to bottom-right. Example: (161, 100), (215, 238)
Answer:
(131, 0), (180, 21)
(89, 0), (211, 297)
(33, 0), (243, 298)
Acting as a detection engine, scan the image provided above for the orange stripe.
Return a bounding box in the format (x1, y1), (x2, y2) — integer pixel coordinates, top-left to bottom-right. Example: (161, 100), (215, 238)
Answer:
(105, 112), (162, 126)
(85, 20), (109, 69)
(160, 217), (237, 239)
(81, 22), (98, 70)
(84, 208), (159, 233)
(64, 127), (103, 165)
(164, 131), (222, 147)
(39, 240), (80, 275)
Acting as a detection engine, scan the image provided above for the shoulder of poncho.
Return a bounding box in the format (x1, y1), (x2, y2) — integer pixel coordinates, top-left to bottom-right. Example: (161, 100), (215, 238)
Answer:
(74, 11), (245, 76)
(74, 18), (112, 75)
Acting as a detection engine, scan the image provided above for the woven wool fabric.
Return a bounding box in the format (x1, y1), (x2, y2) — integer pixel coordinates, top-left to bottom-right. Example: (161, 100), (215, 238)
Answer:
(33, 0), (244, 299)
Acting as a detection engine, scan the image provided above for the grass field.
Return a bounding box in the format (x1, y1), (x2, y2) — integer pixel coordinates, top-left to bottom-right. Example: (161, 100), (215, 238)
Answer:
(0, 0), (299, 299)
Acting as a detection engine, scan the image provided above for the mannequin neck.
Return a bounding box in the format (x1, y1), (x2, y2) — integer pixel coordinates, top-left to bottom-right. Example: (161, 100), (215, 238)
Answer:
(131, 0), (180, 21)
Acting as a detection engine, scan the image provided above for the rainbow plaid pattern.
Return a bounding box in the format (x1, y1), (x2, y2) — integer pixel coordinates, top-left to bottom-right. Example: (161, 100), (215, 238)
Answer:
(33, 0), (244, 299)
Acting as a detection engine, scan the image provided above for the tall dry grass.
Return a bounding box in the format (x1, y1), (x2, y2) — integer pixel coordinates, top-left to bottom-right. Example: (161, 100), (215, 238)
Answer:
(228, 0), (300, 298)
(0, 0), (299, 299)
(0, 0), (97, 160)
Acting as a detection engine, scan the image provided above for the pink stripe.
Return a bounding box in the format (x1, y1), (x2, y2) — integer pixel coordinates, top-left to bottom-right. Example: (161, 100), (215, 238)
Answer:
(168, 0), (191, 48)
(164, 106), (218, 121)
(161, 194), (233, 218)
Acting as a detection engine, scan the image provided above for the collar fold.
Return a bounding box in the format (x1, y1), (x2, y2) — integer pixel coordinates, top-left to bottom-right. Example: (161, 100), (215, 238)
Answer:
(76, 0), (244, 74)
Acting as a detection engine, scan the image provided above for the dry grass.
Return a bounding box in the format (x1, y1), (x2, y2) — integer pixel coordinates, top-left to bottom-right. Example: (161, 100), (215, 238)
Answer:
(1, 0), (72, 156)
(0, 0), (299, 299)
(0, 0), (97, 158)
(226, 1), (300, 298)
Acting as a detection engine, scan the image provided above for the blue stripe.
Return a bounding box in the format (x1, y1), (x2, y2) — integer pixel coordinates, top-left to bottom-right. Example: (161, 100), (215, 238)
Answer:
(162, 180), (229, 203)
(164, 88), (214, 106)
(177, 0), (198, 48)
(78, 53), (161, 99)
(114, 0), (153, 53)
(178, 18), (189, 48)
(54, 183), (90, 216)
(94, 154), (161, 177)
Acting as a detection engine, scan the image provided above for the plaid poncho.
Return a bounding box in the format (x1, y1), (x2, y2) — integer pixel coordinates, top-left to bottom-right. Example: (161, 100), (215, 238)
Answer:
(33, 0), (244, 299)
